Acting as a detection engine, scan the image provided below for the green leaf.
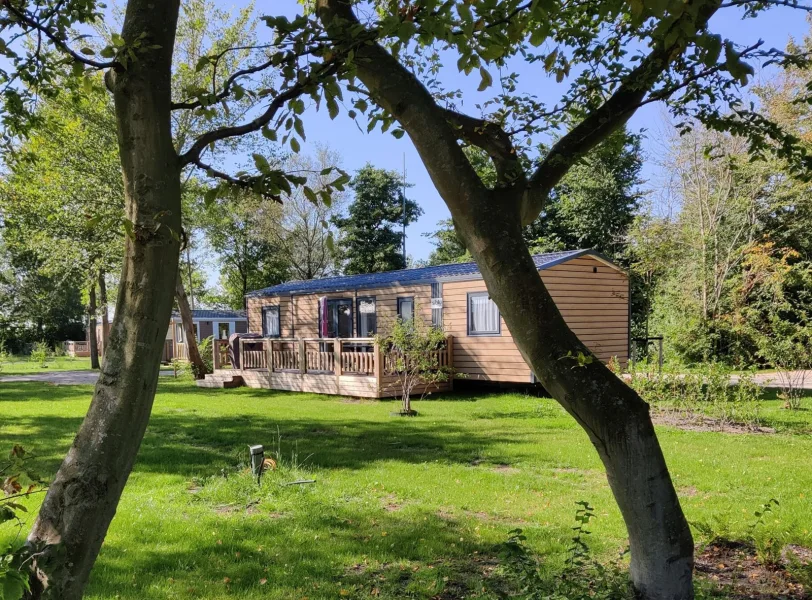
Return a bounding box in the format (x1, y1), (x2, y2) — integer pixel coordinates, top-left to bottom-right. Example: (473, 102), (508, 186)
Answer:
(195, 56), (210, 72)
(392, 129), (406, 139)
(354, 98), (368, 113)
(290, 138), (301, 153)
(327, 97), (339, 120)
(320, 167), (333, 175)
(544, 48), (558, 71)
(252, 153), (271, 174)
(529, 28), (546, 47)
(303, 186), (318, 204)
(261, 126), (277, 141)
(294, 118), (306, 140)
(477, 67), (493, 92)
(80, 47), (95, 55)
(204, 188), (218, 207)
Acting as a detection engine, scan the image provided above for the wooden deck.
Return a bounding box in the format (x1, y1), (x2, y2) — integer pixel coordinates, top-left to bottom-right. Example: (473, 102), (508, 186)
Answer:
(210, 337), (454, 398)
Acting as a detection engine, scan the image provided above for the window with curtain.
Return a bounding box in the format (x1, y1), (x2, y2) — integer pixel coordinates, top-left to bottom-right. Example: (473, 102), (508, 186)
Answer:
(467, 292), (500, 336)
(356, 297), (377, 336)
(397, 297), (414, 322)
(263, 306), (280, 337)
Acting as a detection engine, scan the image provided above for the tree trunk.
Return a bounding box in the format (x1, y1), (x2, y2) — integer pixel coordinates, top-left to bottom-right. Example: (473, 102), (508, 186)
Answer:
(87, 280), (99, 370)
(175, 275), (209, 379)
(98, 271), (110, 357)
(458, 208), (694, 600)
(314, 2), (696, 589)
(24, 2), (182, 598)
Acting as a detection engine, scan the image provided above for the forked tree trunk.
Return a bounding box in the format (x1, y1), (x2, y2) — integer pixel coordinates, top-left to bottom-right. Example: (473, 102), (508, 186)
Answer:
(314, 2), (695, 594)
(87, 281), (99, 370)
(24, 2), (182, 598)
(98, 271), (110, 357)
(175, 275), (209, 379)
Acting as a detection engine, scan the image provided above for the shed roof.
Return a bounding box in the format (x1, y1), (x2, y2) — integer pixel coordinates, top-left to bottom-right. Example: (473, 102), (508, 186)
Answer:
(247, 249), (618, 298)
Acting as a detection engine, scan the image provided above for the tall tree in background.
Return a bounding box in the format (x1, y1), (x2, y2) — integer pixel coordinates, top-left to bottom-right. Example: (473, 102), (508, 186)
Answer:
(524, 128), (643, 260)
(201, 190), (290, 309)
(423, 219), (471, 265)
(0, 84), (123, 366)
(251, 147), (346, 280)
(333, 165), (422, 274)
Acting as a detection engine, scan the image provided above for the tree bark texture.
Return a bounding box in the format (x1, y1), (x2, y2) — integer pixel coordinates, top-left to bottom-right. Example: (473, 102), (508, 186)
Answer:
(24, 2), (182, 598)
(175, 275), (209, 379)
(87, 280), (99, 370)
(316, 2), (695, 598)
(97, 271), (109, 357)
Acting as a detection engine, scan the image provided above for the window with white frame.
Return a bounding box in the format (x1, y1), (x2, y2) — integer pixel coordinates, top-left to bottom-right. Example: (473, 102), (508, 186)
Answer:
(397, 297), (414, 322)
(467, 292), (500, 336)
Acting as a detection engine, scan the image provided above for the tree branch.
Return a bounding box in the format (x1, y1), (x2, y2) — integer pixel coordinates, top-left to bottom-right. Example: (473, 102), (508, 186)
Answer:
(178, 61), (337, 166)
(719, 0), (812, 10)
(441, 108), (525, 186)
(171, 56), (275, 110)
(2, 1), (117, 70)
(522, 0), (723, 226)
(187, 157), (283, 203)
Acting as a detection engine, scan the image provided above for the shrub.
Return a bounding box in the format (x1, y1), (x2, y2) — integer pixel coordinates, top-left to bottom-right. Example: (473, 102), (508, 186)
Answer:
(28, 341), (50, 368)
(375, 314), (454, 415)
(197, 335), (214, 374)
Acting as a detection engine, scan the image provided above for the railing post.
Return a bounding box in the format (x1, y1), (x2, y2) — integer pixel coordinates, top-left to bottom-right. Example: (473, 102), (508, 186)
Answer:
(299, 338), (306, 374)
(267, 339), (274, 373)
(447, 335), (454, 391)
(238, 338), (244, 371)
(334, 338), (343, 377)
(213, 340), (221, 370)
(373, 339), (383, 396)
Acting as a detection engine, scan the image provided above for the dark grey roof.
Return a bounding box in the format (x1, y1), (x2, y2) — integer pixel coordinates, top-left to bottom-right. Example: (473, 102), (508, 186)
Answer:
(247, 249), (610, 298)
(171, 309), (246, 320)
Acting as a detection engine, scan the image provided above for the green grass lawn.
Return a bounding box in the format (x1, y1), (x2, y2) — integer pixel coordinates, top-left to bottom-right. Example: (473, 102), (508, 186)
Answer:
(1, 380), (810, 599)
(0, 355), (93, 375)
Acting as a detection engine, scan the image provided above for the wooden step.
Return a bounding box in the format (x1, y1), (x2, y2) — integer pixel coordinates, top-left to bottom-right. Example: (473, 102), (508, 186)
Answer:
(196, 373), (244, 389)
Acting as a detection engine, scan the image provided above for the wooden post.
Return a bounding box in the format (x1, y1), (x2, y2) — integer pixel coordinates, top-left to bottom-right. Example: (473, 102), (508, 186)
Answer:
(267, 340), (274, 373)
(213, 340), (221, 371)
(373, 339), (383, 397)
(334, 339), (343, 376)
(446, 334), (454, 391)
(299, 338), (306, 374)
(238, 338), (244, 371)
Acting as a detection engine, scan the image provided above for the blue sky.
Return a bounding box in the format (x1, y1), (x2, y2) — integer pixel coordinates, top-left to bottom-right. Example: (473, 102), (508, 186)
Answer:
(210, 2), (808, 263)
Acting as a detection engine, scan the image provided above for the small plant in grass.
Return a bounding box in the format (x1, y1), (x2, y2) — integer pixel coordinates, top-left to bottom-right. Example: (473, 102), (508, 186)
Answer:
(497, 501), (632, 600)
(748, 498), (783, 568)
(1, 446), (45, 600)
(28, 341), (50, 368)
(197, 335), (214, 374)
(375, 314), (454, 416)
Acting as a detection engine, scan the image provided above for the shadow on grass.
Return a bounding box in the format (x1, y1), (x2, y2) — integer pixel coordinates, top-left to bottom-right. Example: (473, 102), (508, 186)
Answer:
(1, 384), (526, 478)
(87, 499), (548, 599)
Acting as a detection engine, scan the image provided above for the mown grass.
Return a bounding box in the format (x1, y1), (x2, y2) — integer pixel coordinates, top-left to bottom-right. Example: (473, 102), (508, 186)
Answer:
(0, 355), (92, 375)
(1, 379), (810, 599)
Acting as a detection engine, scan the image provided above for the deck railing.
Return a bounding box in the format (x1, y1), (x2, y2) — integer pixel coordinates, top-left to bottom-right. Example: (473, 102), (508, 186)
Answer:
(230, 336), (453, 379)
(63, 341), (90, 357)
